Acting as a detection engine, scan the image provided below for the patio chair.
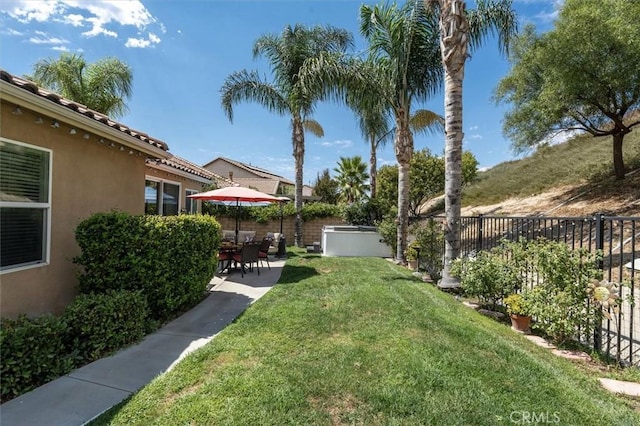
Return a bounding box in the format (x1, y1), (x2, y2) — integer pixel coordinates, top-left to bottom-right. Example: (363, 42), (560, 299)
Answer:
(232, 241), (261, 277)
(258, 237), (273, 270)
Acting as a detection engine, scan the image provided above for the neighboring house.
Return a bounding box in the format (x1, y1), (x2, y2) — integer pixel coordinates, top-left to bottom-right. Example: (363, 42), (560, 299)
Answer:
(145, 155), (232, 215)
(203, 157), (295, 196)
(0, 70), (223, 317)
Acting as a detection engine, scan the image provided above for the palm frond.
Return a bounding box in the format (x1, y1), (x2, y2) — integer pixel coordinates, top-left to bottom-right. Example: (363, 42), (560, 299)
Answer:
(220, 70), (288, 122)
(410, 109), (444, 136)
(467, 0), (519, 55)
(302, 119), (324, 138)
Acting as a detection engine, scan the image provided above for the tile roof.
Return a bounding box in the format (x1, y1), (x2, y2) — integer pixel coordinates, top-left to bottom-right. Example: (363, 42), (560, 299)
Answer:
(0, 69), (168, 152)
(148, 155), (234, 186)
(205, 157), (294, 185)
(233, 177), (281, 194)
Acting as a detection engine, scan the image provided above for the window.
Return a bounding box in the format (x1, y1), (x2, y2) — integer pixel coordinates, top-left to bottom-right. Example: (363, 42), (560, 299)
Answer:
(185, 189), (198, 214)
(144, 178), (180, 216)
(0, 139), (51, 271)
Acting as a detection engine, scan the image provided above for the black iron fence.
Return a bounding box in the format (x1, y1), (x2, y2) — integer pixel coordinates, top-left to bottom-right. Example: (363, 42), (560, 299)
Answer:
(430, 213), (640, 366)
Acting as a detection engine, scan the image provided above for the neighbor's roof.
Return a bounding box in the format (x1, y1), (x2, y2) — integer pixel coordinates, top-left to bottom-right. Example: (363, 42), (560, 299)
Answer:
(233, 177), (280, 194)
(147, 155), (234, 186)
(0, 69), (168, 153)
(203, 156), (294, 185)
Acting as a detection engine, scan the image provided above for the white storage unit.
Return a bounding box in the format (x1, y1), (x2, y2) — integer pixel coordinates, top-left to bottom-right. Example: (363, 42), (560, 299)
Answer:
(322, 225), (392, 257)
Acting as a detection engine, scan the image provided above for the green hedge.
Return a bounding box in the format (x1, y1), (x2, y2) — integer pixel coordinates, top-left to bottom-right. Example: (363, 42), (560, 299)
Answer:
(74, 213), (220, 322)
(63, 290), (150, 364)
(0, 315), (73, 402)
(1, 290), (152, 402)
(204, 202), (343, 224)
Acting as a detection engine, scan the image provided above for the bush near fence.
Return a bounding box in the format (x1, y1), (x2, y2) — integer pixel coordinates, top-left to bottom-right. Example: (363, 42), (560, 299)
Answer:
(430, 213), (640, 366)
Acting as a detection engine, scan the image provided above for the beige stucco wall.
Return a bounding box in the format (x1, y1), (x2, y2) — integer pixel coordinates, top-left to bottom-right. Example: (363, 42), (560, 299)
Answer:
(1, 101), (148, 317)
(204, 159), (254, 180)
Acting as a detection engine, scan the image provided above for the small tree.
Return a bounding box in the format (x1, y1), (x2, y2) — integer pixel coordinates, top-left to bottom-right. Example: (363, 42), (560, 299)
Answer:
(495, 0), (640, 180)
(313, 169), (339, 204)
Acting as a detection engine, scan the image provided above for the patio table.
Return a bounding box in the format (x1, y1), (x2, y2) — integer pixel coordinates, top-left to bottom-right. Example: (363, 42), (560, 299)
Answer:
(218, 244), (241, 274)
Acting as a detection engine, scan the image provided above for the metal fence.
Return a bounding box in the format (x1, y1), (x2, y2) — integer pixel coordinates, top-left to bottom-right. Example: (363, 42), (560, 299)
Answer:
(430, 213), (640, 366)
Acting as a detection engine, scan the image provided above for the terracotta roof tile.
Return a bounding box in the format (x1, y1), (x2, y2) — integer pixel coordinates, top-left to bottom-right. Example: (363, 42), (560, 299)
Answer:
(0, 69), (169, 152)
(210, 157), (294, 184)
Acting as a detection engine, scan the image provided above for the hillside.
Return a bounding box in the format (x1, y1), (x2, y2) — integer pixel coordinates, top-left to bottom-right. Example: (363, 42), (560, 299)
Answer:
(461, 169), (640, 217)
(456, 127), (640, 218)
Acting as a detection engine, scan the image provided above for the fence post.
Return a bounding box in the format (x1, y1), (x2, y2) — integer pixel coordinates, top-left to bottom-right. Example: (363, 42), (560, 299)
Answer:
(593, 213), (604, 351)
(476, 214), (484, 253)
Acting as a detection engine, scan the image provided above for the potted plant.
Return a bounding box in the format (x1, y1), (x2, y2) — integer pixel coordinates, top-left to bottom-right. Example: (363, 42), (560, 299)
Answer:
(503, 293), (531, 333)
(405, 241), (420, 271)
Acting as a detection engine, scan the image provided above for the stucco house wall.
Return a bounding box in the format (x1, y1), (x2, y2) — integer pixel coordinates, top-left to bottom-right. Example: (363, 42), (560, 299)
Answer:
(1, 71), (170, 317)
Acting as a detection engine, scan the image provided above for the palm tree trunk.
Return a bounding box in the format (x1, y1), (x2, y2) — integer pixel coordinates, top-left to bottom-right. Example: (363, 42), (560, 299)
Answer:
(369, 134), (377, 198)
(292, 115), (305, 247)
(395, 112), (413, 263)
(437, 0), (468, 288)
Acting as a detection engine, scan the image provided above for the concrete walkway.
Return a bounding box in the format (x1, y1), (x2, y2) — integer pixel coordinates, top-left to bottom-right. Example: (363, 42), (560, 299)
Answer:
(0, 258), (286, 426)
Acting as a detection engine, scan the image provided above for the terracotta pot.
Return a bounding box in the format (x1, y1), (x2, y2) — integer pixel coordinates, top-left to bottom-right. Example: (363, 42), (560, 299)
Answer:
(509, 314), (531, 333)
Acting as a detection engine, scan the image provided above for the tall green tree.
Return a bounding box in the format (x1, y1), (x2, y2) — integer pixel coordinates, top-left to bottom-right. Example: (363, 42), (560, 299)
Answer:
(334, 156), (370, 204)
(27, 52), (133, 118)
(303, 1), (443, 262)
(495, 0), (640, 180)
(426, 0), (517, 288)
(312, 169), (339, 204)
(220, 25), (353, 247)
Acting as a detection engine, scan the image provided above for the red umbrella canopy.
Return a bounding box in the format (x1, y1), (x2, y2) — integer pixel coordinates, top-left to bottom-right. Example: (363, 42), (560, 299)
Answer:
(188, 186), (281, 244)
(187, 186), (281, 203)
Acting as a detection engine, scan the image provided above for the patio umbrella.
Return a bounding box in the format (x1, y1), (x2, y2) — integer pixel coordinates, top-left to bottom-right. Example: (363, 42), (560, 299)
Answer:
(188, 186), (281, 243)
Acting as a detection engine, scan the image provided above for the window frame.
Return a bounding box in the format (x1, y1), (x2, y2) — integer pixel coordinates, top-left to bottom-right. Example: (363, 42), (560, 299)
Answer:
(144, 177), (182, 216)
(185, 189), (199, 214)
(0, 137), (52, 274)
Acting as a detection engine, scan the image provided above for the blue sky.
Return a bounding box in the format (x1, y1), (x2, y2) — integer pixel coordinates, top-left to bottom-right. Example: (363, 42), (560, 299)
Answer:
(1, 0), (561, 184)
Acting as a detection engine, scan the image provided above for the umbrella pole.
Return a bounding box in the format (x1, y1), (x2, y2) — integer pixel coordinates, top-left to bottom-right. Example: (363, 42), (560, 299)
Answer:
(235, 198), (239, 244)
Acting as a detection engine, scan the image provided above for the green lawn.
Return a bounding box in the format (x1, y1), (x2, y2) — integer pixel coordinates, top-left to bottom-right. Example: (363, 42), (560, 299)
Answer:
(94, 253), (640, 425)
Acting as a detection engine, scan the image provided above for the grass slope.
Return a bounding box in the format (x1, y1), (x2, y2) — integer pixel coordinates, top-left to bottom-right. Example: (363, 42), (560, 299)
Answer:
(464, 129), (640, 207)
(94, 254), (640, 425)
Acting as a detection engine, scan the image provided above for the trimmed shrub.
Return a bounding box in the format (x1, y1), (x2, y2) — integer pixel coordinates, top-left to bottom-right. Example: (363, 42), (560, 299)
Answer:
(63, 290), (150, 364)
(74, 213), (220, 322)
(0, 315), (72, 402)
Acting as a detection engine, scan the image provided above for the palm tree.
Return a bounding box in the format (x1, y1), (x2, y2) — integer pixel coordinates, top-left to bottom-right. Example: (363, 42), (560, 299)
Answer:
(27, 52), (133, 118)
(348, 94), (392, 199)
(304, 1), (442, 262)
(351, 99), (443, 200)
(426, 0), (517, 288)
(220, 24), (353, 247)
(333, 156), (370, 203)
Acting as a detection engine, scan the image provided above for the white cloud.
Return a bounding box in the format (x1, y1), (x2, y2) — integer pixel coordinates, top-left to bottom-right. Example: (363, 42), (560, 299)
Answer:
(28, 34), (69, 44)
(3, 28), (24, 36)
(469, 125), (479, 131)
(125, 32), (161, 49)
(0, 0), (163, 46)
(125, 37), (150, 48)
(64, 13), (83, 27)
(320, 139), (352, 148)
(52, 45), (69, 51)
(468, 134), (482, 140)
(3, 0), (65, 23)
